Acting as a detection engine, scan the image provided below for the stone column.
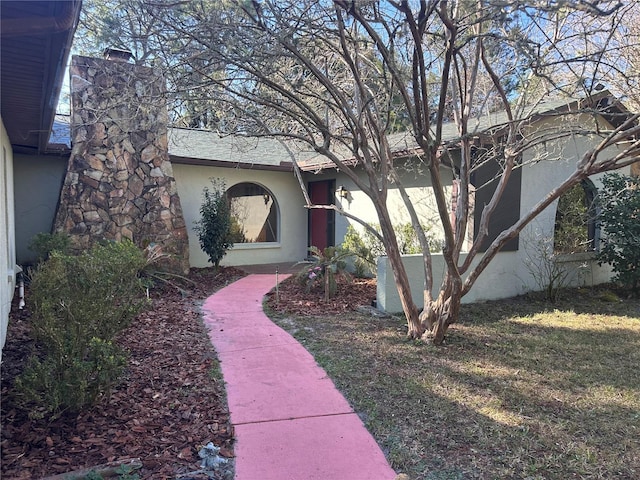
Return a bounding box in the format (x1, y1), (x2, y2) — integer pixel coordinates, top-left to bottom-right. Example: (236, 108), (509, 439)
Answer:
(54, 54), (190, 274)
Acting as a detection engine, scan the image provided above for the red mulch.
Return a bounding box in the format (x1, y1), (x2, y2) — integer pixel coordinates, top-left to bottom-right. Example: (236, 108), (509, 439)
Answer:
(265, 274), (377, 316)
(1, 267), (245, 480)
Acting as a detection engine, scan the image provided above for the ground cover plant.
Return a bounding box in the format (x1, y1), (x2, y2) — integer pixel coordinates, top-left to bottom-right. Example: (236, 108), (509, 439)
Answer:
(1, 267), (243, 479)
(266, 282), (640, 479)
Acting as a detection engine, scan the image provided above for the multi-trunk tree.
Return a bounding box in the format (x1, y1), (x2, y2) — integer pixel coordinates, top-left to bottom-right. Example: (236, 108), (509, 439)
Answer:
(84, 0), (640, 344)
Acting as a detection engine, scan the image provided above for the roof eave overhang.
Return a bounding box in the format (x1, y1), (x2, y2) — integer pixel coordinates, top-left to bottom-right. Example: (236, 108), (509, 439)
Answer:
(0, 0), (82, 155)
(39, 1), (81, 154)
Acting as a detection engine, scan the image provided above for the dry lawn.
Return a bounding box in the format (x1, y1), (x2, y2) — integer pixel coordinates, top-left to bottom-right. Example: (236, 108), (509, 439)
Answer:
(267, 287), (640, 479)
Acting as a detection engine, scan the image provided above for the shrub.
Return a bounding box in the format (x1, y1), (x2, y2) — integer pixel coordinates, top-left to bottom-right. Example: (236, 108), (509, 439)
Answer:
(396, 223), (423, 254)
(194, 178), (233, 267)
(16, 338), (126, 419)
(15, 240), (147, 418)
(28, 232), (71, 262)
(523, 230), (587, 301)
(340, 225), (376, 277)
(597, 173), (640, 293)
(339, 222), (440, 277)
(554, 183), (592, 253)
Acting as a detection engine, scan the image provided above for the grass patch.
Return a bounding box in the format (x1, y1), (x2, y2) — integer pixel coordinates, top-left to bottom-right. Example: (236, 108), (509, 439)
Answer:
(268, 289), (640, 479)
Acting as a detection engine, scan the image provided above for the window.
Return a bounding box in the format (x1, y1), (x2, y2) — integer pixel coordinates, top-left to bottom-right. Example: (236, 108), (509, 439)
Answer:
(554, 180), (598, 253)
(226, 182), (278, 243)
(470, 144), (522, 252)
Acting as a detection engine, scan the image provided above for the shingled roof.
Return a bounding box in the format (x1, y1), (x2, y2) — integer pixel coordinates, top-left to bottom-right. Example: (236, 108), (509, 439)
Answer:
(296, 91), (633, 172)
(167, 128), (314, 171)
(45, 90), (632, 172)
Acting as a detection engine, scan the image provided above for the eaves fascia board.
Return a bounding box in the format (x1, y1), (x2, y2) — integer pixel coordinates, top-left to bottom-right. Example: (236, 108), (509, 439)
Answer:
(169, 155), (294, 172)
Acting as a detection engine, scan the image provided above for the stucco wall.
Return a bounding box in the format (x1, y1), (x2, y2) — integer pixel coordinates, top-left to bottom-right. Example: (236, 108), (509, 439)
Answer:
(377, 118), (630, 312)
(13, 154), (68, 264)
(518, 115), (628, 270)
(1, 118), (16, 359)
(304, 164), (453, 247)
(173, 164), (308, 267)
(13, 156), (310, 269)
(377, 251), (615, 313)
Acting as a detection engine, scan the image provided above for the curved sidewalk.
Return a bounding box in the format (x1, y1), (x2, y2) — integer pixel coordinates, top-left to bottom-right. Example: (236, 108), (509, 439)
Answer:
(202, 274), (397, 480)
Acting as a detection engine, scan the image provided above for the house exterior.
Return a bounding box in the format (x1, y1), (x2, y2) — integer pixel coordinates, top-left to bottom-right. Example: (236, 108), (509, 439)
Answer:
(12, 89), (634, 306)
(169, 128), (458, 269)
(0, 0), (81, 361)
(4, 5), (636, 346)
(131, 97), (636, 312)
(170, 95), (634, 312)
(377, 113), (628, 311)
(168, 129), (312, 267)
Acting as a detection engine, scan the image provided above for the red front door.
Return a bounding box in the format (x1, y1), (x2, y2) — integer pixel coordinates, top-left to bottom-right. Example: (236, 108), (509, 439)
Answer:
(308, 180), (335, 253)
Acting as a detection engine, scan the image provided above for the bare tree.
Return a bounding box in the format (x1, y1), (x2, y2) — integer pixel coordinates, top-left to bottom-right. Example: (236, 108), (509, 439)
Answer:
(144, 0), (639, 344)
(74, 0), (234, 129)
(75, 0), (163, 64)
(555, 2), (640, 113)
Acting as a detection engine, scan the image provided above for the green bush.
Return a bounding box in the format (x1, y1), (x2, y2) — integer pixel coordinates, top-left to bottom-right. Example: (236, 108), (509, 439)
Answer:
(339, 222), (440, 277)
(194, 178), (234, 267)
(597, 173), (640, 293)
(554, 183), (592, 253)
(15, 240), (147, 418)
(28, 232), (71, 262)
(395, 223), (423, 254)
(16, 338), (126, 418)
(340, 226), (376, 277)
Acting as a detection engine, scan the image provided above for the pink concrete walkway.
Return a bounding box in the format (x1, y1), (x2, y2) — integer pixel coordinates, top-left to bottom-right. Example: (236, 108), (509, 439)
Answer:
(202, 274), (397, 480)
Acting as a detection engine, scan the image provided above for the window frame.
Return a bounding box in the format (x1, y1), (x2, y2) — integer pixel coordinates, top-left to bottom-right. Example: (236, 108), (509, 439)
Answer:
(226, 181), (280, 245)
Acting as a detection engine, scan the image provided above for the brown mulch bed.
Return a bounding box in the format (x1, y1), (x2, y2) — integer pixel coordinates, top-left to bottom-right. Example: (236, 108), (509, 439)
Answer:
(1, 267), (376, 479)
(265, 274), (377, 316)
(1, 267), (245, 480)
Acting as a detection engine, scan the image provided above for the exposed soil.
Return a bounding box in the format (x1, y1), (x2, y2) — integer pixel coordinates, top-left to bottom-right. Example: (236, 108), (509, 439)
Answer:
(1, 267), (245, 480)
(1, 267), (377, 480)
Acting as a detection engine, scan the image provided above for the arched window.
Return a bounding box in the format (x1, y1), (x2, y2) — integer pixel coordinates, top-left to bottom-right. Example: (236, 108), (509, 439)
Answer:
(226, 182), (279, 243)
(554, 180), (598, 253)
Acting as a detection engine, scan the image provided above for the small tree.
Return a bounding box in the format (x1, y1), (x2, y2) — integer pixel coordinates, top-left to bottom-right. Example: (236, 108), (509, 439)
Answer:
(597, 173), (640, 294)
(194, 178), (233, 267)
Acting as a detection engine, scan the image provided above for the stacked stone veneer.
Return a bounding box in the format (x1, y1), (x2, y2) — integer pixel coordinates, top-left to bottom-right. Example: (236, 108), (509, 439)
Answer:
(54, 55), (189, 273)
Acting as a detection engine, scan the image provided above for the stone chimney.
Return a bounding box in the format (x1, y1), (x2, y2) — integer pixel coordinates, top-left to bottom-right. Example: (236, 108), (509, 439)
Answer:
(53, 54), (190, 274)
(103, 47), (133, 63)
